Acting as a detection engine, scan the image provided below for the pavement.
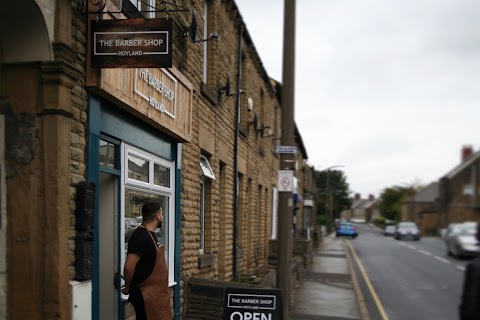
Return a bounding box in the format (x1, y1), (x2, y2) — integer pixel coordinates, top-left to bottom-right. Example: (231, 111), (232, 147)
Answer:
(291, 234), (368, 320)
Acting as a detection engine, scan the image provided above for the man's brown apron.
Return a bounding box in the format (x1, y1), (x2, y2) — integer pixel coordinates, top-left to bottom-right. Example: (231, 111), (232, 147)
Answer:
(138, 226), (172, 319)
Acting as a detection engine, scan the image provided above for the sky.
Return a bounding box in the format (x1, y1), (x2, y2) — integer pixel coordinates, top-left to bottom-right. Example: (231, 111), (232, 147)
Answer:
(235, 0), (480, 198)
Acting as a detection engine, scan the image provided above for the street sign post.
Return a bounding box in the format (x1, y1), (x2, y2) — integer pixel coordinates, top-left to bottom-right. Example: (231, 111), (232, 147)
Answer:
(275, 145), (297, 154)
(278, 170), (294, 192)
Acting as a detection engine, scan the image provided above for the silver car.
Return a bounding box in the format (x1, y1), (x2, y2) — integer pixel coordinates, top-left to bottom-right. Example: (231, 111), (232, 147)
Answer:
(394, 222), (421, 240)
(445, 222), (479, 258)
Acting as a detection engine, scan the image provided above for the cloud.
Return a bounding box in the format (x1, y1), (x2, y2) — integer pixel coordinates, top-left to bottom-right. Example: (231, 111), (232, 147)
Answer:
(237, 0), (480, 197)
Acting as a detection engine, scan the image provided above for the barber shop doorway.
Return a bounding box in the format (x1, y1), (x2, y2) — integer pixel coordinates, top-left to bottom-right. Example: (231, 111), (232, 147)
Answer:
(96, 139), (175, 319)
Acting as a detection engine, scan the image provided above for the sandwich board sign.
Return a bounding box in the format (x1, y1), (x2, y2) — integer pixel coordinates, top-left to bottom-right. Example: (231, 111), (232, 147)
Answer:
(224, 287), (282, 320)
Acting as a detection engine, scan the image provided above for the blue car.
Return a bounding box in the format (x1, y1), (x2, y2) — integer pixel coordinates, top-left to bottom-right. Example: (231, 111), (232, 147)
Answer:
(336, 223), (358, 239)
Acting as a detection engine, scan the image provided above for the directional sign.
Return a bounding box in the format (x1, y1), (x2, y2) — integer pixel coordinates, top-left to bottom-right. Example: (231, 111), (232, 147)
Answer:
(278, 170), (294, 192)
(275, 146), (297, 154)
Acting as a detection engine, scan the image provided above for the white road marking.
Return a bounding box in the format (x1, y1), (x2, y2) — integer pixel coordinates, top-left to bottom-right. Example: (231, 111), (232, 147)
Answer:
(434, 256), (451, 264)
(419, 249), (433, 256)
(393, 236), (461, 271)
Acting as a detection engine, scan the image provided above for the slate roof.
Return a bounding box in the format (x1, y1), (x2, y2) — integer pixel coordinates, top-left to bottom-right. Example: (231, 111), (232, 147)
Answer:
(412, 182), (439, 202)
(351, 197), (376, 209)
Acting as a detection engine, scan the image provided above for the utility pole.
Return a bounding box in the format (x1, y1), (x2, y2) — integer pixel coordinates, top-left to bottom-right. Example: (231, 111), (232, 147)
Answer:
(277, 0), (296, 318)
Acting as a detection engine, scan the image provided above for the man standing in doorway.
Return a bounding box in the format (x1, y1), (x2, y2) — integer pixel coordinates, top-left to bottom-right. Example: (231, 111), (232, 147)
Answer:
(122, 202), (172, 319)
(459, 221), (480, 320)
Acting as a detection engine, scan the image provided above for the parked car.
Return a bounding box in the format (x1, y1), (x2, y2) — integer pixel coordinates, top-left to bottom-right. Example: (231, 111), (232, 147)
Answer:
(445, 222), (480, 258)
(394, 222), (420, 240)
(384, 225), (396, 237)
(336, 222), (358, 239)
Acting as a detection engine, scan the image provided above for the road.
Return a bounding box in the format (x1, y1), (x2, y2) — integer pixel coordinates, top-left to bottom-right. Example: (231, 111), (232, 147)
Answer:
(346, 223), (472, 320)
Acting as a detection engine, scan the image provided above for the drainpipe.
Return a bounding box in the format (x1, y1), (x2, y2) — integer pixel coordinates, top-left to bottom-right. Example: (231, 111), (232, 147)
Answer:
(232, 23), (243, 281)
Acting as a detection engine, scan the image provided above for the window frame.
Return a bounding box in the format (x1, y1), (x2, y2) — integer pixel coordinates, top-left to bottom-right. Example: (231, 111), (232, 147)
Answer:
(202, 0), (209, 83)
(122, 144), (176, 285)
(199, 155), (215, 254)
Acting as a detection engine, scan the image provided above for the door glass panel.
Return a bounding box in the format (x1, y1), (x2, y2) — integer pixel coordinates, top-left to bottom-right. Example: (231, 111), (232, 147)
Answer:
(124, 189), (168, 257)
(100, 139), (116, 169)
(154, 163), (170, 187)
(128, 153), (149, 182)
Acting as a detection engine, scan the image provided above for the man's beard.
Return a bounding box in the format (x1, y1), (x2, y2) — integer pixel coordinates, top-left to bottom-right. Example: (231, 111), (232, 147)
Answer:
(157, 221), (162, 229)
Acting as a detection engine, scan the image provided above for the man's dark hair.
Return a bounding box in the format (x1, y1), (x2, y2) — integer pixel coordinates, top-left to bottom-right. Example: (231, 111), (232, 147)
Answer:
(142, 202), (161, 221)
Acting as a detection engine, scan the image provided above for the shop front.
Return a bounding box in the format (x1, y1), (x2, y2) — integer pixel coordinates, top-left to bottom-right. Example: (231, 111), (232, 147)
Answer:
(86, 66), (192, 319)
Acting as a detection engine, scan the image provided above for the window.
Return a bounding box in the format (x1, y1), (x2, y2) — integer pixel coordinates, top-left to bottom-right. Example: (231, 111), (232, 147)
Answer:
(123, 144), (175, 284)
(130, 0), (155, 18)
(199, 155), (215, 254)
(202, 0), (215, 84)
(99, 138), (118, 169)
(202, 1), (209, 83)
(271, 187), (278, 239)
(200, 155), (215, 180)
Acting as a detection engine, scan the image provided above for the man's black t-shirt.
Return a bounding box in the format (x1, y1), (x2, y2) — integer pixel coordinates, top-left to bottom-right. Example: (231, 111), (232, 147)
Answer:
(127, 227), (160, 286)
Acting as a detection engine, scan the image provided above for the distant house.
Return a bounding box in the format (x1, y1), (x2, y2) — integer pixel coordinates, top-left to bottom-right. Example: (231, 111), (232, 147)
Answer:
(348, 194), (379, 222)
(400, 182), (440, 235)
(438, 145), (480, 226)
(403, 145), (480, 236)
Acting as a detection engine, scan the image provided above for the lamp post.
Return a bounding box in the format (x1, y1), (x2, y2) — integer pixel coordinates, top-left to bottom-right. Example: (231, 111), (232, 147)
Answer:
(277, 0), (296, 318)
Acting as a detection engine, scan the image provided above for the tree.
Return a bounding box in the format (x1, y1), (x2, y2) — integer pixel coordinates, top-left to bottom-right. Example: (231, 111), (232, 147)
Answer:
(378, 185), (417, 221)
(315, 169), (352, 227)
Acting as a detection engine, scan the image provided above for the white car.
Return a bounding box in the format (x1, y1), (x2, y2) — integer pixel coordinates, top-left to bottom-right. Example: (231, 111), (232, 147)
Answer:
(445, 222), (479, 258)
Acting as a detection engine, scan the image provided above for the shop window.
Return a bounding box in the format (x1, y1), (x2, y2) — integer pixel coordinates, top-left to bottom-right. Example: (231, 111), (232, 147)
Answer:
(99, 138), (119, 169)
(127, 153), (149, 183)
(123, 144), (175, 284)
(154, 163), (170, 187)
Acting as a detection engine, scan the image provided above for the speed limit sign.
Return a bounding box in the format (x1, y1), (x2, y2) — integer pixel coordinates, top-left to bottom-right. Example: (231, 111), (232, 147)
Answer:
(278, 170), (293, 192)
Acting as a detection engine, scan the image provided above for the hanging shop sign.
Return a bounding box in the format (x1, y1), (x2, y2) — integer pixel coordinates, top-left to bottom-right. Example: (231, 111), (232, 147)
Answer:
(91, 18), (172, 68)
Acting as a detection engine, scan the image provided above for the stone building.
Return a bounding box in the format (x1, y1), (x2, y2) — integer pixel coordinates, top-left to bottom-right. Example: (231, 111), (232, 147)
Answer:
(400, 182), (440, 235)
(0, 0), (314, 319)
(437, 145), (480, 227)
(399, 146), (480, 235)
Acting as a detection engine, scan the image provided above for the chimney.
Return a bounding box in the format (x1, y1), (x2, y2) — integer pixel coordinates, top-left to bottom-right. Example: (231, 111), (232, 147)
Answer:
(461, 145), (473, 162)
(368, 194), (375, 201)
(354, 193), (361, 200)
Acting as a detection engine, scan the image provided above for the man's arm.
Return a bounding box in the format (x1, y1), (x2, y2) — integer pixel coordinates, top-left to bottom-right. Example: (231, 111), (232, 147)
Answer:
(122, 253), (141, 295)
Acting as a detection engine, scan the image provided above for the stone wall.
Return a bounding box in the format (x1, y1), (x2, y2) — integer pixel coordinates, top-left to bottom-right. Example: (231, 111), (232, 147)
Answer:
(177, 1), (281, 315)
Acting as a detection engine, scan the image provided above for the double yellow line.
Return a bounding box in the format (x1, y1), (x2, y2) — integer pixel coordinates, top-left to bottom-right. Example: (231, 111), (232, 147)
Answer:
(345, 240), (390, 320)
